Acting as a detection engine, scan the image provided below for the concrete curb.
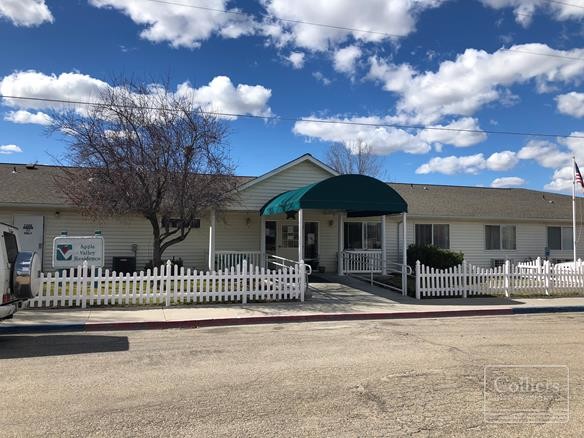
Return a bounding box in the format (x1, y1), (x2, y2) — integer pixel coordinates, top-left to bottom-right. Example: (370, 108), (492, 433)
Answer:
(1, 306), (584, 334)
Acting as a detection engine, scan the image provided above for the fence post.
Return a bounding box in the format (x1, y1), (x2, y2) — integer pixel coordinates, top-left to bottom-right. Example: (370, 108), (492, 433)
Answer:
(463, 260), (468, 299)
(300, 259), (306, 302)
(81, 261), (88, 309)
(242, 260), (248, 304)
(415, 260), (421, 300)
(544, 260), (551, 295)
(504, 260), (510, 298)
(165, 260), (172, 307)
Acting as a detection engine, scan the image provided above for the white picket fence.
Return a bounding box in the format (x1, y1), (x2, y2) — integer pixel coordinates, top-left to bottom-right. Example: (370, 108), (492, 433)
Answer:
(342, 250), (384, 273)
(415, 258), (584, 299)
(214, 250), (262, 271)
(28, 260), (307, 308)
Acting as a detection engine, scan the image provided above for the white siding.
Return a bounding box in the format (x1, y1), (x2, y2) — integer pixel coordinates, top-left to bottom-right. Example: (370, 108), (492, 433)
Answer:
(234, 161), (333, 211)
(400, 219), (584, 267)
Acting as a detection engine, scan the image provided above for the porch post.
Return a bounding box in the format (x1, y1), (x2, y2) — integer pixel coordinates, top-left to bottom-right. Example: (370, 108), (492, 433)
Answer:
(402, 212), (408, 296)
(208, 208), (216, 271)
(298, 209), (304, 262)
(337, 212), (344, 275)
(381, 215), (387, 275)
(260, 215), (266, 268)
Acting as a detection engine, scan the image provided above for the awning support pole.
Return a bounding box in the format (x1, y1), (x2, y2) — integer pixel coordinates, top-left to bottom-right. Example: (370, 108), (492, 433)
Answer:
(208, 208), (216, 272)
(402, 212), (408, 295)
(338, 212), (344, 275)
(260, 215), (266, 269)
(298, 209), (304, 263)
(382, 215), (387, 275)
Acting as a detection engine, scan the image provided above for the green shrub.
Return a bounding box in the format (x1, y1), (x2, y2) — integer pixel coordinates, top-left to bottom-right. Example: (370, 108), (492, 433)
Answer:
(407, 244), (464, 269)
(144, 257), (184, 271)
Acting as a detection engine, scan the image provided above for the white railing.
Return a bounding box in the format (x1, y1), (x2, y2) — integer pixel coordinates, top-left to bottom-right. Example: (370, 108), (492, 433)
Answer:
(342, 250), (383, 273)
(267, 255), (313, 275)
(28, 260), (307, 308)
(415, 259), (584, 299)
(215, 251), (262, 271)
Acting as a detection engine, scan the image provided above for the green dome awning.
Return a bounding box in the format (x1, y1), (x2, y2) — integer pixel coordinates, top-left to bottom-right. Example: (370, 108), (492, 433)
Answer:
(260, 174), (408, 217)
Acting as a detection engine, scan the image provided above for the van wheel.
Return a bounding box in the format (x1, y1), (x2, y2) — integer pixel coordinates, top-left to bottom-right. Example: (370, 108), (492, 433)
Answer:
(12, 251), (41, 299)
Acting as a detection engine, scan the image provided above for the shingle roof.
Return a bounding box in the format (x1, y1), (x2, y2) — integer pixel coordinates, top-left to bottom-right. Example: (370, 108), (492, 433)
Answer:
(389, 182), (582, 221)
(0, 163), (254, 207)
(0, 162), (580, 221)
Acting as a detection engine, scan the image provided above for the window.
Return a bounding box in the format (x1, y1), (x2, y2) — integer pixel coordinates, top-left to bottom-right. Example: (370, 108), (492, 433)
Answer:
(280, 224), (298, 248)
(344, 222), (382, 250)
(485, 225), (516, 250)
(366, 223), (382, 250)
(344, 222), (363, 250)
(547, 226), (574, 251)
(415, 224), (450, 249)
(3, 232), (18, 264)
(265, 221), (277, 252)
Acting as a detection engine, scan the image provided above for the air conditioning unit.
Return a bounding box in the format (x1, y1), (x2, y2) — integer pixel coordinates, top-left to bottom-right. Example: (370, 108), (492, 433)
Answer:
(490, 258), (514, 268)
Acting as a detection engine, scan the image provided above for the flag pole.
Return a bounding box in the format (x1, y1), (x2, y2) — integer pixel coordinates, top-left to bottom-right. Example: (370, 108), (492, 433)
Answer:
(573, 156), (577, 269)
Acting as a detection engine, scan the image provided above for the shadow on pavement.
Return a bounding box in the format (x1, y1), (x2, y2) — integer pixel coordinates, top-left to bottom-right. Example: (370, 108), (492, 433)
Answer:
(0, 334), (129, 359)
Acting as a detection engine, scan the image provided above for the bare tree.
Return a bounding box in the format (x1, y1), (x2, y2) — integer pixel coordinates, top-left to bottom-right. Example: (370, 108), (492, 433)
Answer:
(326, 141), (385, 178)
(50, 79), (237, 267)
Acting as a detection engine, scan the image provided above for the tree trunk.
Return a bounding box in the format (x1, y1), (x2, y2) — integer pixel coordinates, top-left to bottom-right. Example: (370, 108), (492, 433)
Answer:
(148, 214), (163, 268)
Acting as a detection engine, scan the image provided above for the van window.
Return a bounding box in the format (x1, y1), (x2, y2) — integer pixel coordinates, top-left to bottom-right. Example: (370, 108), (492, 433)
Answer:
(3, 232), (18, 264)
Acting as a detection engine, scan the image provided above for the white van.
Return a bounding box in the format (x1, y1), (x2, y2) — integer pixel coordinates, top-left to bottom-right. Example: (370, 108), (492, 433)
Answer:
(0, 222), (41, 320)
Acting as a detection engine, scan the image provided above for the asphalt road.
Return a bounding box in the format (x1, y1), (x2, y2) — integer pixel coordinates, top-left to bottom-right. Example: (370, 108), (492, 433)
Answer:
(1, 314), (583, 437)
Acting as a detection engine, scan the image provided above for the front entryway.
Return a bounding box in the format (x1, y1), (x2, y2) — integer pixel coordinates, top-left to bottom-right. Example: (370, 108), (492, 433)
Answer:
(265, 220), (319, 262)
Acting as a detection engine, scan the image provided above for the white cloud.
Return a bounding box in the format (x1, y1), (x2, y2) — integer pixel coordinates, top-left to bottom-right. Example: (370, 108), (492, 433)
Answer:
(176, 76), (272, 118)
(480, 0), (584, 27)
(416, 150), (518, 174)
(0, 71), (273, 121)
(293, 116), (430, 155)
(0, 71), (108, 113)
(556, 92), (584, 118)
(333, 45), (362, 75)
(287, 52), (305, 69)
(416, 154), (487, 175)
(0, 0), (53, 27)
(89, 0), (255, 49)
(517, 140), (572, 168)
(293, 114), (486, 156)
(4, 109), (52, 125)
(417, 117), (487, 147)
(366, 44), (584, 123)
(312, 71), (332, 85)
(544, 166), (574, 192)
(261, 0), (446, 51)
(0, 144), (23, 155)
(486, 150), (519, 171)
(491, 176), (525, 188)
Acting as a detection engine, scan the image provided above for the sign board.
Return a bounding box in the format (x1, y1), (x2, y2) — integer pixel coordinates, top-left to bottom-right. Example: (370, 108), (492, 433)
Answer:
(52, 235), (105, 268)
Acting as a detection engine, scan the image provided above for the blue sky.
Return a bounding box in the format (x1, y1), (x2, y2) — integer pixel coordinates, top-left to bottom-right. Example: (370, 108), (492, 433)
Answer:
(1, 0), (584, 192)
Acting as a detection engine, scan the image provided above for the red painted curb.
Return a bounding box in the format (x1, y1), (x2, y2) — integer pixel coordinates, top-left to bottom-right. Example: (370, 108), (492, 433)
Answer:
(84, 308), (515, 332)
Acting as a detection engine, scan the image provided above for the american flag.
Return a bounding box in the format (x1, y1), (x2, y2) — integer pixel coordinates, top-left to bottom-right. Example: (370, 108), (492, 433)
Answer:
(576, 162), (584, 189)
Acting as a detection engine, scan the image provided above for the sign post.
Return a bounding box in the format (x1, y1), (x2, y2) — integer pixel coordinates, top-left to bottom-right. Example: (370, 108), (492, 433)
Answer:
(52, 235), (105, 268)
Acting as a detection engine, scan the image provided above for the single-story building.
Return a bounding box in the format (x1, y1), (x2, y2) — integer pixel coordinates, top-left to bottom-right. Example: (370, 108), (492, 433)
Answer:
(1, 154), (583, 274)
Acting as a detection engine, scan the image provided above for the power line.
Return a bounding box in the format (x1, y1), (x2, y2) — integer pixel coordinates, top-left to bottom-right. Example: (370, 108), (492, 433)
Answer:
(141, 0), (584, 63)
(548, 0), (584, 11)
(2, 93), (584, 140)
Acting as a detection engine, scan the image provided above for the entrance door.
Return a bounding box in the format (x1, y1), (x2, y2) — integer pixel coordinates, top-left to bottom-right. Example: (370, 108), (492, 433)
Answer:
(276, 221), (319, 262)
(13, 215), (44, 264)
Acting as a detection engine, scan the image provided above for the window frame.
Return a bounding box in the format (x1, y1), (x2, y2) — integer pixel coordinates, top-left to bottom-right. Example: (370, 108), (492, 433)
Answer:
(547, 226), (574, 251)
(343, 221), (383, 250)
(414, 223), (450, 249)
(485, 224), (517, 251)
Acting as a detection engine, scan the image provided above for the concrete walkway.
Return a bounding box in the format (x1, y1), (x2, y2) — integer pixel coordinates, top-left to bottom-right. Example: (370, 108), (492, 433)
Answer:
(3, 279), (584, 332)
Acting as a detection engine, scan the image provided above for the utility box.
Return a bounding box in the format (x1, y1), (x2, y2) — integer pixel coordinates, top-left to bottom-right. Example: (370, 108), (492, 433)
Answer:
(112, 256), (136, 274)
